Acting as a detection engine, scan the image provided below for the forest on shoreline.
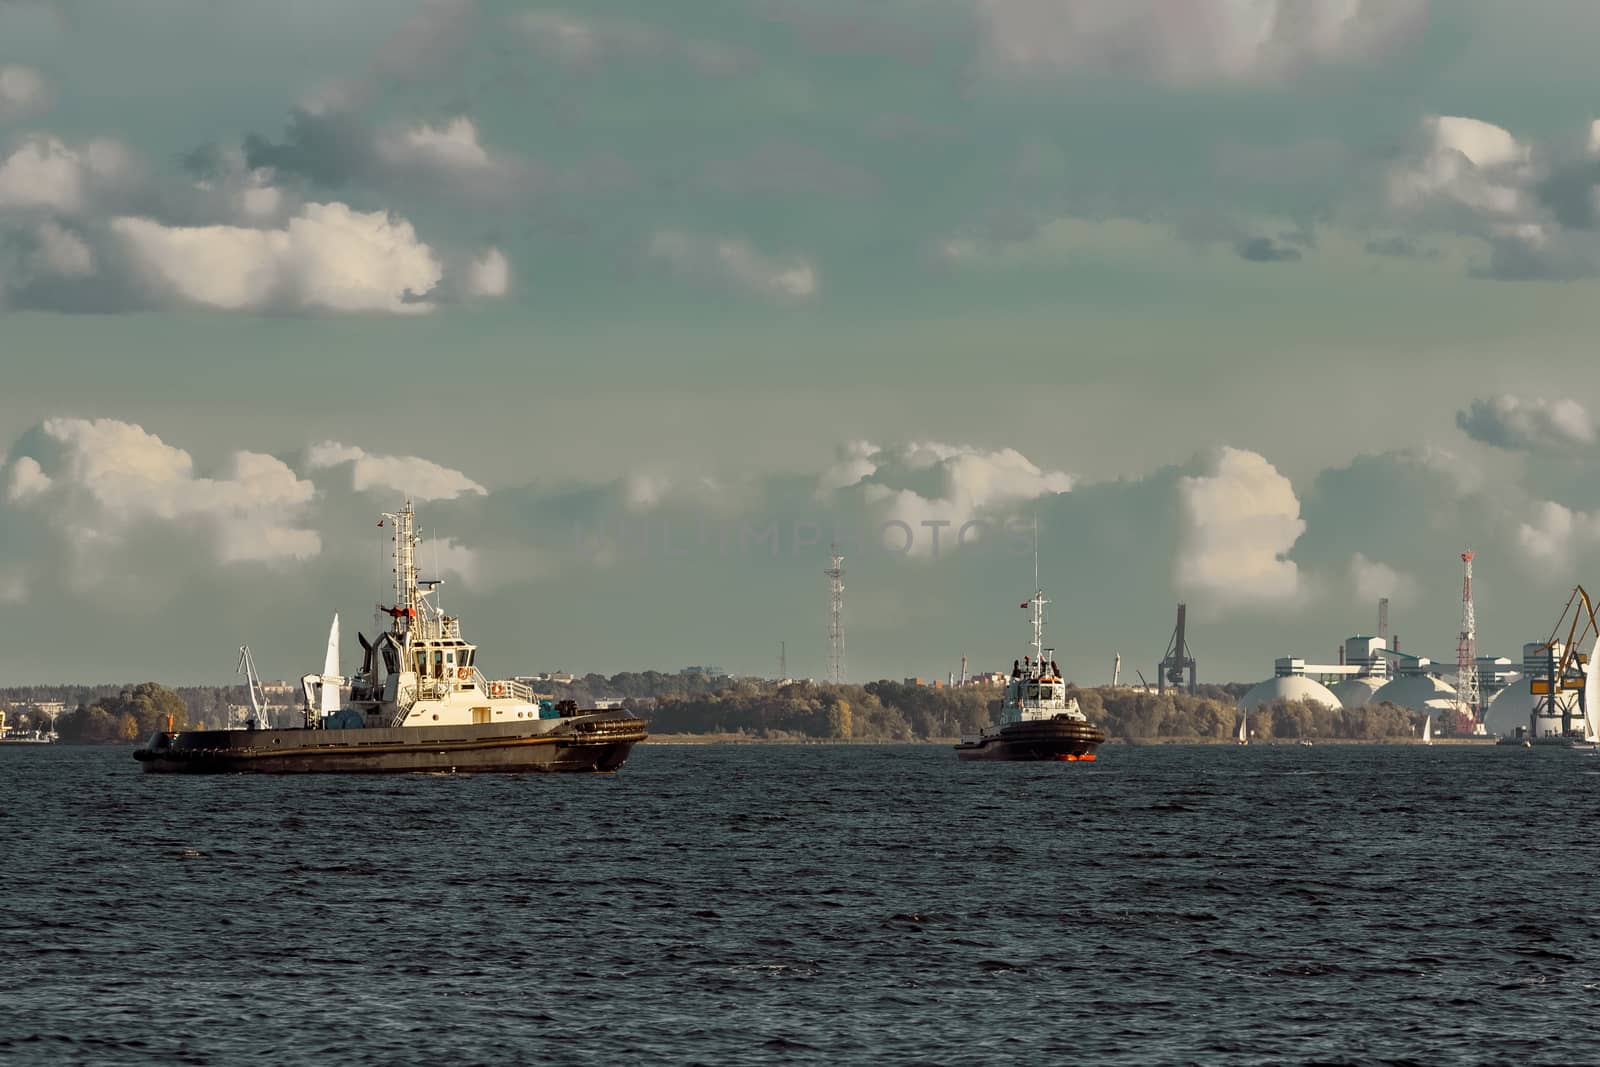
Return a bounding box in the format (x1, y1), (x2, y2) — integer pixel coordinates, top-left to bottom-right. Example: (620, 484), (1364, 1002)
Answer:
(3, 675), (1431, 744)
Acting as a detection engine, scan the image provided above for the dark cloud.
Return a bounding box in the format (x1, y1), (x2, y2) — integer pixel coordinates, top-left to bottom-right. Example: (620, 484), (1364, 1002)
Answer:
(1535, 158), (1600, 231)
(1364, 235), (1436, 259)
(1235, 236), (1301, 262)
(1475, 232), (1600, 282)
(242, 109), (376, 189)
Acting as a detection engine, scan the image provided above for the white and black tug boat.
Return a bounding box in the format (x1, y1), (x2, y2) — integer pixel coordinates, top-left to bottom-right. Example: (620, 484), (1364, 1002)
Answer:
(135, 501), (646, 774)
(954, 571), (1105, 763)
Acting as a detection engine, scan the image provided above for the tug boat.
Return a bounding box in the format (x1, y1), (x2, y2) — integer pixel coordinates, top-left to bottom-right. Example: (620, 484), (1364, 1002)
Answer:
(954, 570), (1106, 762)
(135, 501), (647, 774)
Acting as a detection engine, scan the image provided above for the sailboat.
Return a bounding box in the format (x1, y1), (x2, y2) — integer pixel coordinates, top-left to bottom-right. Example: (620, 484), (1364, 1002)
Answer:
(1422, 714), (1432, 745)
(1236, 712), (1248, 745)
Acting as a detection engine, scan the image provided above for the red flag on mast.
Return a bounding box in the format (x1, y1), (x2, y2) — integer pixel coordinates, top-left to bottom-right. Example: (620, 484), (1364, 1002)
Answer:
(1021, 601), (1029, 609)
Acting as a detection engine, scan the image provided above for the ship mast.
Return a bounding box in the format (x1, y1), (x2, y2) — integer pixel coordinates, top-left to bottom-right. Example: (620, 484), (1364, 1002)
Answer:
(1030, 516), (1049, 673)
(381, 502), (422, 646)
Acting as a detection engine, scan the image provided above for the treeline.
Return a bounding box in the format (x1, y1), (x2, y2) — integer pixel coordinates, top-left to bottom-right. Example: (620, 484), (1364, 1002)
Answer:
(53, 683), (189, 744)
(18, 676), (1431, 744)
(646, 683), (1427, 742)
(1078, 688), (1425, 742)
(646, 680), (999, 741)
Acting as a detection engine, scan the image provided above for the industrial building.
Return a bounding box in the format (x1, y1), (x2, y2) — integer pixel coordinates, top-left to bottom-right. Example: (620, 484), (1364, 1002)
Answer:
(1483, 641), (1587, 740)
(1235, 636), (1518, 721)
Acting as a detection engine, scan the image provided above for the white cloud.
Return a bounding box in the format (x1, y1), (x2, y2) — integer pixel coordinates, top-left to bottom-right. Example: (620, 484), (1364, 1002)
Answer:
(816, 440), (882, 496)
(29, 220), (94, 278)
(1388, 115), (1530, 217)
(111, 202), (443, 314)
(7, 417), (319, 567)
(1456, 395), (1595, 453)
(6, 456), (50, 501)
(306, 441), (486, 501)
(0, 64), (50, 122)
(825, 441), (1074, 558)
(1349, 552), (1416, 605)
(0, 135), (126, 214)
(648, 229), (818, 300)
(1176, 447), (1305, 613)
(430, 537), (481, 587)
(464, 246), (509, 298)
(377, 116), (491, 172)
(1517, 501), (1600, 568)
(977, 0), (1426, 85)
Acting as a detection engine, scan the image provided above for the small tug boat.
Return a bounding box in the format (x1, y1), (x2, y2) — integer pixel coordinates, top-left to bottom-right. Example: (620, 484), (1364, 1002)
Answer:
(954, 566), (1106, 763)
(135, 501), (647, 774)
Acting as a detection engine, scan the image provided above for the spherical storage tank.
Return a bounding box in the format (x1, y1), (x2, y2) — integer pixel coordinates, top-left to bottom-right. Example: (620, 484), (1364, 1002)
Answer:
(1237, 676), (1342, 713)
(1369, 673), (1457, 713)
(1330, 675), (1386, 709)
(1484, 677), (1579, 738)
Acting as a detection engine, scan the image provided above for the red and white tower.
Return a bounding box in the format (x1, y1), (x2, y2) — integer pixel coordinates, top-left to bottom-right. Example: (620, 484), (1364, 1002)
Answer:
(1456, 550), (1480, 728)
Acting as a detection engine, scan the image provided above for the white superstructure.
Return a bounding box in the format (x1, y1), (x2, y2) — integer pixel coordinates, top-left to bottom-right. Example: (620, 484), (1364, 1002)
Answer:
(333, 502), (552, 729)
(960, 571), (1090, 744)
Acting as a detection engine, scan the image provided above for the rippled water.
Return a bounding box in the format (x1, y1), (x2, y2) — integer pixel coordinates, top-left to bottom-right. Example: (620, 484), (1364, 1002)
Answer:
(4, 742), (1600, 1065)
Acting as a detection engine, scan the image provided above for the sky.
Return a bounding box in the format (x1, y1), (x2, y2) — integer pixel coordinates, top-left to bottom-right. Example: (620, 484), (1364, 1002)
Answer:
(6, 0), (1600, 687)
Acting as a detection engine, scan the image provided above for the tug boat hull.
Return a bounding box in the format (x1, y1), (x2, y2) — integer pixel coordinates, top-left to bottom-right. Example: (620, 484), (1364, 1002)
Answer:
(954, 718), (1106, 762)
(134, 714), (647, 774)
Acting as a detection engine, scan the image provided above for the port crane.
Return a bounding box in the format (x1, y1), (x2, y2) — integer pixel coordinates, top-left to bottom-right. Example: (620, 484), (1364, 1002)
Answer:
(237, 645), (272, 730)
(1530, 585), (1600, 734)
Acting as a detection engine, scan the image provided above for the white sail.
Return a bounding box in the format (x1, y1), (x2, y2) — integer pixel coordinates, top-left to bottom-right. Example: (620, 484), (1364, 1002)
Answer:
(1237, 713), (1248, 744)
(1585, 628), (1600, 744)
(320, 613), (340, 716)
(1422, 714), (1432, 745)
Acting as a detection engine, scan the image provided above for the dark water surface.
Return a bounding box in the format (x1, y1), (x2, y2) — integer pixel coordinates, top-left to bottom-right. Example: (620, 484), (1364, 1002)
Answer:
(4, 742), (1600, 1065)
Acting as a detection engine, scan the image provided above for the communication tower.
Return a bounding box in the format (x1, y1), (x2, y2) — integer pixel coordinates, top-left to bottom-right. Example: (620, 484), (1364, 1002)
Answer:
(1159, 603), (1197, 694)
(1455, 551), (1480, 726)
(826, 544), (845, 684)
(779, 641), (786, 682)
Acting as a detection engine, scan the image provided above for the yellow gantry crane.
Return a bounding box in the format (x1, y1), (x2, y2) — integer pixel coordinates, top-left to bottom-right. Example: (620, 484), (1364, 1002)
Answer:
(1529, 587), (1599, 728)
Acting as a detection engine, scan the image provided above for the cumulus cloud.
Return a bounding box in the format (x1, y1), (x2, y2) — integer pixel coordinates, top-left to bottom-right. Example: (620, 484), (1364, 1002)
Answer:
(0, 64), (50, 122)
(0, 134), (127, 214)
(1384, 113), (1600, 281)
(463, 246), (509, 298)
(241, 108), (529, 201)
(1456, 395), (1595, 453)
(3, 417), (320, 574)
(976, 0), (1426, 85)
(306, 441), (486, 501)
(1176, 447), (1304, 613)
(821, 441), (1073, 558)
(1388, 115), (1530, 218)
(1518, 500), (1600, 567)
(648, 229), (817, 300)
(1349, 552), (1416, 605)
(111, 202), (443, 314)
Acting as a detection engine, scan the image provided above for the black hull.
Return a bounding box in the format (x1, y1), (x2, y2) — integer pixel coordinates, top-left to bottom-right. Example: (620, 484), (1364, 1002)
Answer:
(133, 715), (647, 774)
(955, 718), (1106, 762)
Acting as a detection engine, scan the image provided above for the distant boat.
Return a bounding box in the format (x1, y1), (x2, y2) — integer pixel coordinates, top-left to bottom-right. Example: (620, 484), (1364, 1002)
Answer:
(1422, 715), (1432, 745)
(1298, 739), (1313, 747)
(1236, 713), (1248, 746)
